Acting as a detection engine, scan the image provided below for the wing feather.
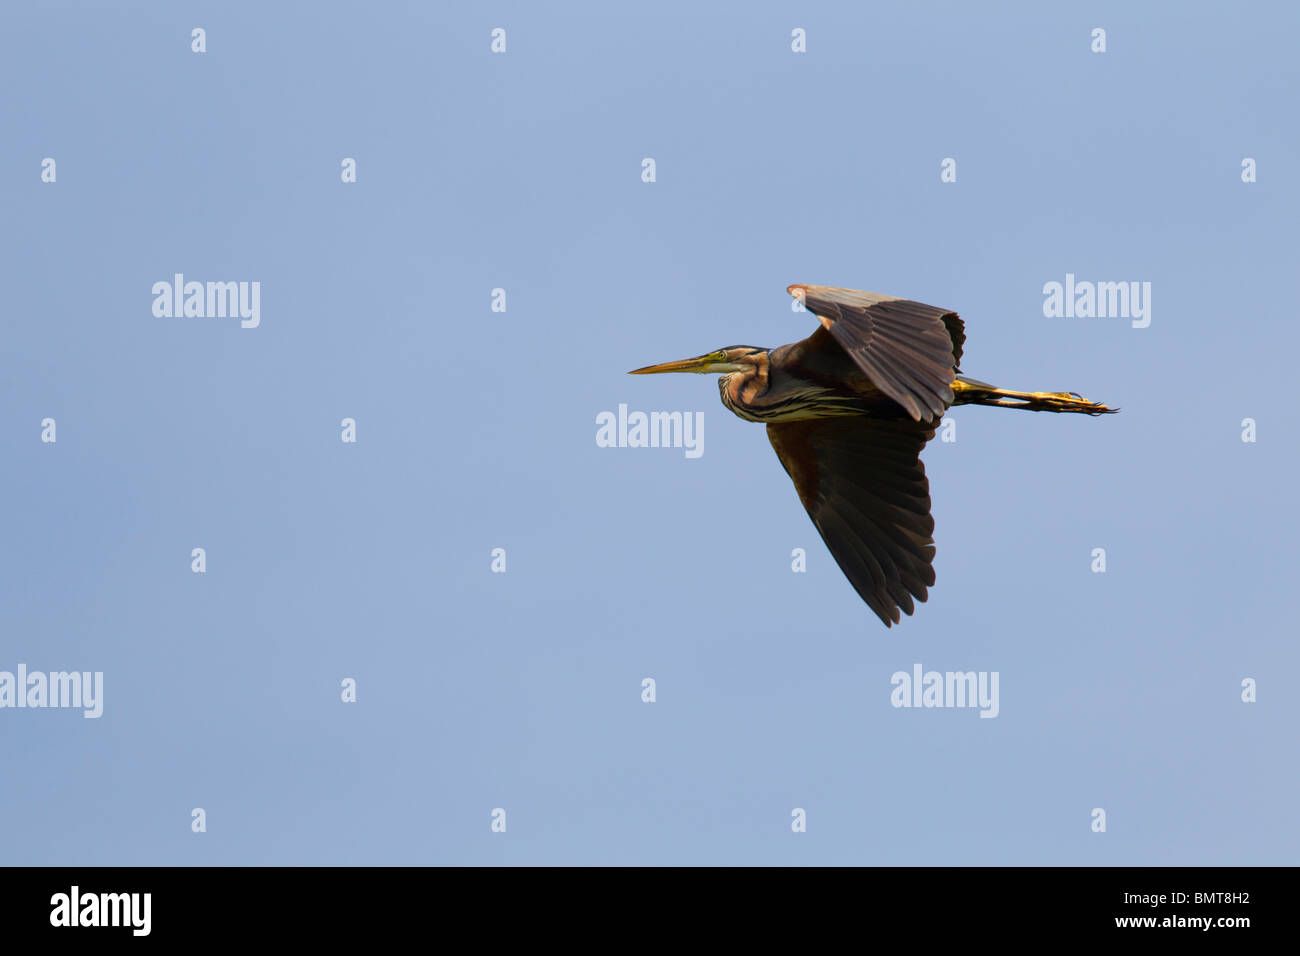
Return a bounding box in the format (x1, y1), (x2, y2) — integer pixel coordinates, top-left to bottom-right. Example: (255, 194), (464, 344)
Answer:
(767, 416), (937, 626)
(791, 285), (964, 421)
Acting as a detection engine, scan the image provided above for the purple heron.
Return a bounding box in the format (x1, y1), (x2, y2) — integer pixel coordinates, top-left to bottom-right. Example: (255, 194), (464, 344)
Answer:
(630, 284), (1116, 627)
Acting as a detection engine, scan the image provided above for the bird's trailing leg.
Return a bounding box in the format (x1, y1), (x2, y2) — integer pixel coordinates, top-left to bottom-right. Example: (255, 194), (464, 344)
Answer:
(952, 378), (1117, 415)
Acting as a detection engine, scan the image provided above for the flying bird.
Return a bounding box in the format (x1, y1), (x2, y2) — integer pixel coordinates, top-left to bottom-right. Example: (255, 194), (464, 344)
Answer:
(630, 284), (1116, 626)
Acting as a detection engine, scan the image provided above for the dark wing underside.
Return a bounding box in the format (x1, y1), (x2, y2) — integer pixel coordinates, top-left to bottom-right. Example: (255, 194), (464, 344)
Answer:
(794, 285), (964, 422)
(767, 416), (936, 626)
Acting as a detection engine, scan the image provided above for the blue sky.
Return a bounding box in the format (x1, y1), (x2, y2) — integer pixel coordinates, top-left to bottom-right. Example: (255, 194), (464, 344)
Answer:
(1, 1), (1296, 865)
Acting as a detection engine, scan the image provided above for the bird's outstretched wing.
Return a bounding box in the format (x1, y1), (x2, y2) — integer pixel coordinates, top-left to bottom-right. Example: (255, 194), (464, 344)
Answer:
(790, 285), (964, 422)
(767, 416), (936, 626)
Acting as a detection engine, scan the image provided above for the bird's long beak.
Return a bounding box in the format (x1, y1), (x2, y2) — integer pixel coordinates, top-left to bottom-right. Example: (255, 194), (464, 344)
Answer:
(628, 354), (718, 375)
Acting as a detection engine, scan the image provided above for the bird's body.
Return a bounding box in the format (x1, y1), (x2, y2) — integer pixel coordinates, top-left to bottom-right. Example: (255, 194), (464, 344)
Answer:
(718, 329), (885, 422)
(631, 284), (1116, 627)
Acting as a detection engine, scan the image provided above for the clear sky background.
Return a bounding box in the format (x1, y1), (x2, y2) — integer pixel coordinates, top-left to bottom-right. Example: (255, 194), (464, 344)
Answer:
(1, 1), (1296, 865)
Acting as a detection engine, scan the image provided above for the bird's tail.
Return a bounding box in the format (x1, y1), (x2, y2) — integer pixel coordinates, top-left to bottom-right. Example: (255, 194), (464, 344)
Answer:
(952, 376), (1118, 415)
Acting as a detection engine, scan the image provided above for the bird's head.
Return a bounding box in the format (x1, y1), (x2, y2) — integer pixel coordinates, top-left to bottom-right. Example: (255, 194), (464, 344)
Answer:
(628, 346), (768, 377)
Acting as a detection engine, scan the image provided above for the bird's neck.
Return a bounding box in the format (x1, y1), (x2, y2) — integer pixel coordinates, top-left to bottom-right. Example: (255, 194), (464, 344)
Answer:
(718, 355), (774, 423)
